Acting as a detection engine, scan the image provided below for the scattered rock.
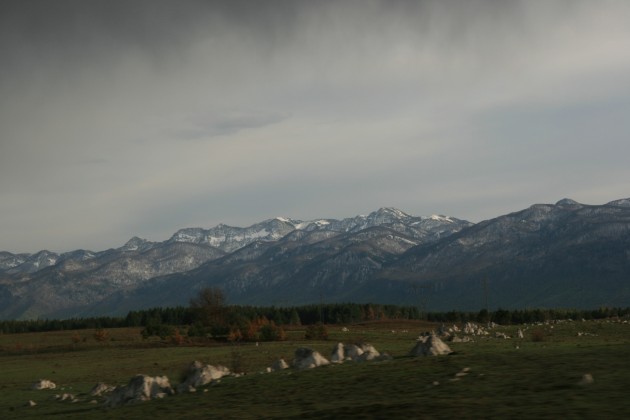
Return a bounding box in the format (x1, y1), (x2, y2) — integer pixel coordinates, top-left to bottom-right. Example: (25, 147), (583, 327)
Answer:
(32, 379), (56, 390)
(271, 358), (289, 371)
(357, 344), (381, 362)
(27, 400), (37, 407)
(177, 361), (231, 393)
(330, 342), (345, 363)
(343, 344), (364, 361)
(374, 352), (393, 362)
(180, 384), (197, 393)
(517, 329), (524, 339)
(292, 347), (330, 369)
(578, 373), (594, 386)
(450, 336), (472, 343)
(330, 343), (387, 363)
(463, 322), (488, 336)
(436, 325), (453, 340)
(409, 334), (453, 357)
(89, 382), (115, 397)
(56, 393), (76, 402)
(105, 375), (174, 407)
(455, 367), (470, 378)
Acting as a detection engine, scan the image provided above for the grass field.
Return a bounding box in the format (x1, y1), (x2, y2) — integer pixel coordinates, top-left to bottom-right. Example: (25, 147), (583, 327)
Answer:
(1, 319), (629, 418)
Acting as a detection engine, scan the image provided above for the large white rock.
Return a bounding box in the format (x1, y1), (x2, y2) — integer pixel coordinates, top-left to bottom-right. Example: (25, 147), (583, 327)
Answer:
(89, 382), (115, 397)
(271, 358), (289, 371)
(409, 334), (453, 356)
(178, 361), (231, 393)
(31, 379), (56, 390)
(292, 347), (330, 369)
(105, 375), (174, 407)
(330, 343), (345, 363)
(357, 344), (381, 362)
(463, 322), (488, 336)
(343, 344), (364, 361)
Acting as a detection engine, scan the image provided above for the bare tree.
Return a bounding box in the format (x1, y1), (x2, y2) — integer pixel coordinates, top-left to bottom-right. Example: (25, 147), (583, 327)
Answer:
(190, 287), (226, 329)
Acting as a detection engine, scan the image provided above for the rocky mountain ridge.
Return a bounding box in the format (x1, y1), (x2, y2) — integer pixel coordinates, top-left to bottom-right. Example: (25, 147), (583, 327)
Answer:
(1, 198), (629, 319)
(0, 207), (471, 319)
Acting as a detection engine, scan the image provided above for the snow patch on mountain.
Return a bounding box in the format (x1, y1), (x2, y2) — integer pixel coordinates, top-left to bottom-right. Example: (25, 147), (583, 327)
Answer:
(607, 198), (630, 207)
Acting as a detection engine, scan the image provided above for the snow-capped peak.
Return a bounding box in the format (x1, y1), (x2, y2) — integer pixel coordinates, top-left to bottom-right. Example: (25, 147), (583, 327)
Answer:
(429, 214), (454, 223)
(606, 198), (630, 208)
(555, 198), (580, 207)
(274, 217), (292, 223)
(375, 207), (411, 219)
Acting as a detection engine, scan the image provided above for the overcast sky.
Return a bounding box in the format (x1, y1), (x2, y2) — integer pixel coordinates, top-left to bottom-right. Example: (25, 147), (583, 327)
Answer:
(1, 0), (630, 253)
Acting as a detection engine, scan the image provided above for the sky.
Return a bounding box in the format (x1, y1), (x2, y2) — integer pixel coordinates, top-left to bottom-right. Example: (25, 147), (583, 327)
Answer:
(1, 0), (630, 254)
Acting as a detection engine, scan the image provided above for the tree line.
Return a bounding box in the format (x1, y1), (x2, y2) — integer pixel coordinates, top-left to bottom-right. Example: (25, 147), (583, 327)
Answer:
(1, 292), (628, 335)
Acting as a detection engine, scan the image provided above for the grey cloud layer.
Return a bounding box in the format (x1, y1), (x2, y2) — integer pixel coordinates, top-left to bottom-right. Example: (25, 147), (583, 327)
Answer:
(1, 0), (630, 252)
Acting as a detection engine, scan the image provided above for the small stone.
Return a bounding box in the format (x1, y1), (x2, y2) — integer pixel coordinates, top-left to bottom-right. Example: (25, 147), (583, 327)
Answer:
(578, 373), (594, 386)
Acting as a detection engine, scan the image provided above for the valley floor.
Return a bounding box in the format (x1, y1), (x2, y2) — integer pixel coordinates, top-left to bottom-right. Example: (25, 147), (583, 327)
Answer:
(1, 319), (629, 418)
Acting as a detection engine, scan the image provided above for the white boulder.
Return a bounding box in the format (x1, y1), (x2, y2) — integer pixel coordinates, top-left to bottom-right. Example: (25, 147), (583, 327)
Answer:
(178, 361), (231, 393)
(271, 358), (289, 371)
(292, 347), (330, 369)
(89, 382), (115, 397)
(105, 375), (174, 407)
(343, 344), (364, 361)
(331, 342), (345, 363)
(32, 379), (56, 390)
(357, 344), (381, 362)
(409, 334), (453, 356)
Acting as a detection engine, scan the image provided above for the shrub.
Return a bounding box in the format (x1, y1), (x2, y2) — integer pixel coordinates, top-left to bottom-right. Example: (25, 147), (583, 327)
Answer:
(531, 329), (545, 342)
(259, 322), (286, 342)
(170, 329), (186, 345)
(305, 323), (329, 340)
(230, 349), (244, 373)
(227, 328), (243, 342)
(241, 317), (286, 342)
(93, 328), (109, 342)
(141, 324), (175, 340)
(187, 322), (209, 338)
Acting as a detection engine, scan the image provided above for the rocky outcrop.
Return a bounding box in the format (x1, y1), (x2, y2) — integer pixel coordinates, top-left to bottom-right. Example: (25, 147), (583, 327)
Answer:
(177, 361), (231, 393)
(90, 382), (115, 397)
(31, 379), (56, 390)
(409, 334), (453, 356)
(356, 344), (381, 362)
(105, 375), (174, 407)
(271, 358), (289, 371)
(293, 347), (330, 369)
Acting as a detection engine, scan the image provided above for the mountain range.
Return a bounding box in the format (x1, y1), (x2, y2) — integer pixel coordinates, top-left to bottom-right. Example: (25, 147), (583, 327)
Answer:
(1, 199), (629, 319)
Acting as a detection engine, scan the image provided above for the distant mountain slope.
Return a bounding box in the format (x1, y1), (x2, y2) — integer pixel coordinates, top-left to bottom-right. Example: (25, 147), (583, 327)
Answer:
(65, 198), (630, 315)
(1, 199), (628, 319)
(0, 208), (470, 319)
(382, 198), (630, 310)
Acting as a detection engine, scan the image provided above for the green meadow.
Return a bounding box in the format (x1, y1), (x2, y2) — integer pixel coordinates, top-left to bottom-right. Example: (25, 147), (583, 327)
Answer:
(1, 319), (629, 418)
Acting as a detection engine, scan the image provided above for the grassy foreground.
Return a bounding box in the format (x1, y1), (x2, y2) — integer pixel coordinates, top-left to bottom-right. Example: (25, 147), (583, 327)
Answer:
(1, 319), (629, 418)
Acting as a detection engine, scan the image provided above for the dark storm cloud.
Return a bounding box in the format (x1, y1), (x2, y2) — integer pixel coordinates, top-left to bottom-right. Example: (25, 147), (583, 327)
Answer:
(170, 110), (291, 140)
(1, 0), (630, 252)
